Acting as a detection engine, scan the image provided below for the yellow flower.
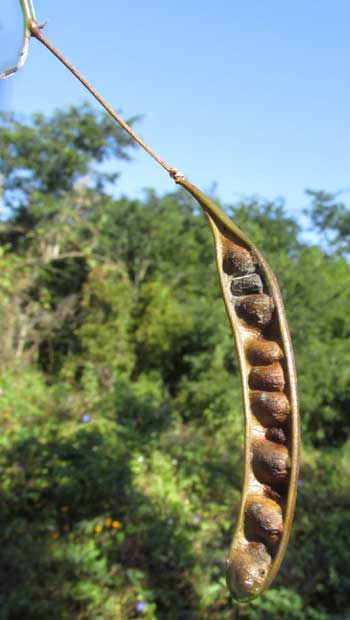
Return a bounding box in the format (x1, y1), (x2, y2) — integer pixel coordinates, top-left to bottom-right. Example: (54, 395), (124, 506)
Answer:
(51, 531), (59, 540)
(60, 506), (69, 513)
(105, 517), (113, 526)
(94, 524), (103, 533)
(111, 520), (122, 529)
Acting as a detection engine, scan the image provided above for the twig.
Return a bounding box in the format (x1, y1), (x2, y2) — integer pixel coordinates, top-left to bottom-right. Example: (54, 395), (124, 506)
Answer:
(29, 20), (184, 183)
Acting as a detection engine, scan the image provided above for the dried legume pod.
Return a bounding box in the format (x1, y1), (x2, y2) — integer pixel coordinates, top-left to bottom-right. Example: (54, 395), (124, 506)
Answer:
(21, 15), (300, 602)
(175, 177), (300, 603)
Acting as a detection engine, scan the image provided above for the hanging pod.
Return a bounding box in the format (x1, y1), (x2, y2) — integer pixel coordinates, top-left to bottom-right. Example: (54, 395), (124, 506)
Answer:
(174, 177), (300, 601)
(1, 2), (300, 602)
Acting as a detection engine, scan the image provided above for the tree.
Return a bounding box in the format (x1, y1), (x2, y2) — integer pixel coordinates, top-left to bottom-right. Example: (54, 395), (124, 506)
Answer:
(306, 189), (350, 256)
(0, 105), (349, 619)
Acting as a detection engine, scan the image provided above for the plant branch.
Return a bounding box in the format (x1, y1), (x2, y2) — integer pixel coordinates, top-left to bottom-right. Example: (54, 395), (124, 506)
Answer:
(29, 20), (185, 183)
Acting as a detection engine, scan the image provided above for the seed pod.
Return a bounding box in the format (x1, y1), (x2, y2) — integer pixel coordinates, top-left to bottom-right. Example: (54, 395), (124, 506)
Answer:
(250, 391), (291, 426)
(20, 11), (299, 606)
(235, 294), (274, 328)
(246, 339), (284, 365)
(249, 363), (285, 391)
(174, 178), (300, 603)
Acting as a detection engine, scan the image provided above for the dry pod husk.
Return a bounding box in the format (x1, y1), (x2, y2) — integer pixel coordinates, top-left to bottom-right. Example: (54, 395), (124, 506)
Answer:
(175, 177), (300, 603)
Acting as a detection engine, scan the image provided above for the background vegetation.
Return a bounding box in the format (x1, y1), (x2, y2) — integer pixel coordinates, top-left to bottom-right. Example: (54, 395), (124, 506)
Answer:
(0, 105), (349, 619)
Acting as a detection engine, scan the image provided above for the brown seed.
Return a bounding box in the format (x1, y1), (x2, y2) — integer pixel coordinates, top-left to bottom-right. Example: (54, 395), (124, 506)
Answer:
(266, 427), (287, 444)
(223, 245), (255, 276)
(231, 274), (263, 296)
(246, 338), (284, 365)
(252, 439), (291, 486)
(263, 485), (282, 503)
(226, 542), (271, 601)
(244, 495), (283, 546)
(249, 363), (285, 391)
(235, 294), (274, 328)
(250, 391), (290, 426)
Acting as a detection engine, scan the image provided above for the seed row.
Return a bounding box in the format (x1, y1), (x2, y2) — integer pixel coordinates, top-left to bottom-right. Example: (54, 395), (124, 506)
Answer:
(172, 176), (298, 602)
(223, 242), (292, 599)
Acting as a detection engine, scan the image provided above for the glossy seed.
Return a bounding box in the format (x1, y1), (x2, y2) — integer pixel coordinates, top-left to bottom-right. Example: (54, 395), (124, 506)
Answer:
(249, 363), (285, 391)
(226, 542), (271, 601)
(266, 427), (287, 444)
(223, 245), (255, 276)
(250, 391), (290, 426)
(231, 274), (263, 296)
(235, 294), (274, 328)
(252, 439), (291, 486)
(246, 339), (284, 365)
(244, 496), (283, 546)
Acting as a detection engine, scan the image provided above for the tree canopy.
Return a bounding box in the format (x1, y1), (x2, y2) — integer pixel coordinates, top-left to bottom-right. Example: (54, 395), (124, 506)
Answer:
(0, 105), (349, 620)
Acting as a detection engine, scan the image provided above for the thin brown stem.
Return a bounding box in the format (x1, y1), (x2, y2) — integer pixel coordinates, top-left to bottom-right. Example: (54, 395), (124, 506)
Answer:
(28, 20), (184, 182)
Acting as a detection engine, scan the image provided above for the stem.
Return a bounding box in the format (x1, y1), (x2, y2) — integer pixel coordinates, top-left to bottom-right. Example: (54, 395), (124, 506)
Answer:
(21, 0), (36, 23)
(28, 20), (184, 182)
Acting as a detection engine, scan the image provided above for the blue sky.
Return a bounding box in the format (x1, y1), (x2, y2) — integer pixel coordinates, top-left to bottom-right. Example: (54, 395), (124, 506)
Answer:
(1, 0), (350, 219)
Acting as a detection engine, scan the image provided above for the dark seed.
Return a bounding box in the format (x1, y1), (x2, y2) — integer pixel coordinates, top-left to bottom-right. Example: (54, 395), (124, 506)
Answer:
(250, 391), (290, 426)
(235, 294), (274, 328)
(226, 542), (271, 600)
(249, 363), (285, 391)
(263, 485), (282, 503)
(266, 427), (287, 444)
(252, 439), (291, 486)
(231, 274), (263, 296)
(246, 339), (284, 365)
(223, 245), (255, 276)
(244, 496), (283, 546)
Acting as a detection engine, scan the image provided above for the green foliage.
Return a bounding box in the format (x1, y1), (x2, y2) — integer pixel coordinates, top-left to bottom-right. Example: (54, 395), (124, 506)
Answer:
(0, 103), (136, 202)
(245, 587), (328, 620)
(276, 247), (350, 446)
(0, 106), (349, 619)
(306, 189), (350, 255)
